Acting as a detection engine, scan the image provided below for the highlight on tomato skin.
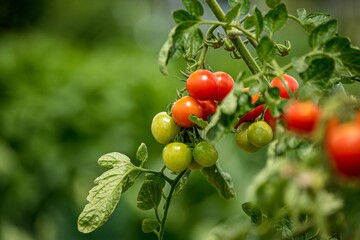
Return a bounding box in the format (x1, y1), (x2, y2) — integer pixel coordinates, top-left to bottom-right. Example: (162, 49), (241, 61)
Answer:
(270, 74), (299, 99)
(283, 101), (321, 135)
(325, 121), (360, 179)
(186, 69), (218, 101)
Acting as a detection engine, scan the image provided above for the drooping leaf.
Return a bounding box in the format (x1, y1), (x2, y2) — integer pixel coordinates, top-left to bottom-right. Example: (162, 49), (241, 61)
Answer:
(201, 162), (236, 199)
(325, 36), (351, 54)
(182, 0), (204, 17)
(184, 27), (204, 58)
(137, 174), (166, 210)
(189, 114), (208, 129)
(309, 19), (337, 49)
(299, 55), (335, 85)
(173, 9), (196, 23)
(78, 155), (137, 233)
(265, 0), (280, 9)
(97, 152), (131, 168)
(339, 47), (360, 76)
(256, 36), (276, 62)
(297, 9), (331, 32)
(142, 219), (160, 234)
(136, 143), (148, 163)
(253, 7), (264, 39)
(242, 202), (263, 225)
(264, 3), (287, 33)
(225, 3), (242, 23)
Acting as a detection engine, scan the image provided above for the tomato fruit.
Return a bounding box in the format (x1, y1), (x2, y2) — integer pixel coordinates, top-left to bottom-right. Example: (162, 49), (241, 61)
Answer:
(264, 109), (278, 131)
(186, 69), (218, 100)
(213, 71), (234, 101)
(270, 74), (299, 99)
(326, 122), (360, 178)
(193, 141), (218, 167)
(235, 122), (260, 153)
(172, 96), (203, 128)
(243, 87), (260, 104)
(151, 112), (181, 144)
(162, 142), (192, 172)
(235, 104), (265, 129)
(198, 100), (217, 121)
(284, 101), (321, 135)
(247, 121), (273, 147)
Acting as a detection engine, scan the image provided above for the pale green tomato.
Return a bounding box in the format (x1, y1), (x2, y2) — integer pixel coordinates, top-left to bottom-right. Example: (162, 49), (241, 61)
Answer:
(193, 141), (218, 167)
(162, 142), (192, 172)
(247, 121), (273, 147)
(235, 122), (260, 153)
(151, 112), (181, 144)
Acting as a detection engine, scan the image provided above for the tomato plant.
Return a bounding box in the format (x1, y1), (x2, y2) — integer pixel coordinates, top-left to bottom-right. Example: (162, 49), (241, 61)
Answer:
(77, 1), (360, 240)
(171, 96), (203, 128)
(151, 112), (181, 144)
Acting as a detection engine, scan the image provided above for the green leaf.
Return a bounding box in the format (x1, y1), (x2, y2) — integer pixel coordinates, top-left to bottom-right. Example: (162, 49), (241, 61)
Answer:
(297, 9), (331, 32)
(173, 9), (196, 23)
(136, 142), (148, 163)
(256, 36), (276, 62)
(242, 202), (263, 225)
(265, 0), (280, 9)
(340, 47), (360, 76)
(264, 87), (287, 117)
(225, 3), (242, 23)
(97, 152), (131, 168)
(174, 170), (191, 195)
(264, 3), (287, 33)
(201, 162), (236, 199)
(189, 114), (208, 129)
(158, 21), (199, 75)
(182, 0), (204, 17)
(141, 219), (160, 234)
(299, 55), (335, 84)
(243, 15), (254, 29)
(184, 27), (204, 59)
(229, 0), (250, 15)
(253, 7), (264, 39)
(137, 174), (166, 210)
(78, 154), (136, 233)
(309, 19), (337, 49)
(325, 36), (351, 54)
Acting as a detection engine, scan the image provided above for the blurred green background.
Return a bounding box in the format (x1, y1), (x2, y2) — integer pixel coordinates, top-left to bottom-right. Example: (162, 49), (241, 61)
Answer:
(0, 0), (359, 240)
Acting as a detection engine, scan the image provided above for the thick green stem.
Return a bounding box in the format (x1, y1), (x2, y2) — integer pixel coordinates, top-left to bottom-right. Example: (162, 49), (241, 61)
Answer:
(205, 0), (263, 76)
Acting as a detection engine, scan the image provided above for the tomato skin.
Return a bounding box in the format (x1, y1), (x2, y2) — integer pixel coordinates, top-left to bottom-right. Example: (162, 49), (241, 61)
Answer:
(151, 112), (181, 144)
(186, 69), (218, 100)
(284, 101), (321, 135)
(162, 142), (192, 172)
(264, 109), (278, 131)
(270, 74), (299, 99)
(247, 121), (273, 147)
(172, 96), (203, 128)
(326, 122), (360, 179)
(198, 100), (217, 121)
(213, 71), (235, 101)
(235, 122), (260, 153)
(193, 141), (218, 167)
(235, 104), (265, 129)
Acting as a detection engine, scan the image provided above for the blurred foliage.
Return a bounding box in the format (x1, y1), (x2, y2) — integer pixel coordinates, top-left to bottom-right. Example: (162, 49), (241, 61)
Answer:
(0, 0), (359, 240)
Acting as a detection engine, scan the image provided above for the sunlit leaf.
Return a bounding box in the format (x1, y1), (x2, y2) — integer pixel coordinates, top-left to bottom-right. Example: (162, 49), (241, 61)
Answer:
(309, 19), (337, 48)
(264, 3), (287, 32)
(182, 0), (204, 17)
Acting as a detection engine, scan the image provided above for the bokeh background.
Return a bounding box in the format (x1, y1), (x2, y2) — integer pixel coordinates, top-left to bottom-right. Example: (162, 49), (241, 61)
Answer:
(0, 0), (359, 240)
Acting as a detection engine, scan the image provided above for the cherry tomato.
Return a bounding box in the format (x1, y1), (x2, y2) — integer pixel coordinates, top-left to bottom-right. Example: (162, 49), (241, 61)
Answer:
(192, 141), (218, 167)
(151, 112), (181, 144)
(172, 96), (203, 128)
(162, 142), (192, 172)
(235, 104), (265, 129)
(235, 122), (260, 153)
(198, 100), (217, 121)
(186, 69), (218, 100)
(264, 109), (278, 131)
(213, 71), (235, 101)
(247, 121), (273, 147)
(326, 122), (360, 179)
(270, 74), (299, 99)
(284, 101), (321, 135)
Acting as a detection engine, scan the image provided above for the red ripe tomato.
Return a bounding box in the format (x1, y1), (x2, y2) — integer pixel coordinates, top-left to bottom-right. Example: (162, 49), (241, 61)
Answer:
(186, 69), (218, 100)
(270, 74), (299, 99)
(198, 100), (217, 121)
(213, 71), (234, 101)
(235, 104), (265, 129)
(171, 96), (203, 128)
(264, 109), (278, 131)
(283, 101), (321, 135)
(326, 122), (360, 179)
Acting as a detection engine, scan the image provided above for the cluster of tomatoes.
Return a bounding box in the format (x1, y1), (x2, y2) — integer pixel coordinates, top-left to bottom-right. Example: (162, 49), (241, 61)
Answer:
(151, 69), (234, 172)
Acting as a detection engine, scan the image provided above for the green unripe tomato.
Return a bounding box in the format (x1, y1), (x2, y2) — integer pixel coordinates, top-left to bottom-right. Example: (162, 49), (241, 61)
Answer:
(193, 141), (218, 167)
(162, 142), (192, 172)
(235, 122), (260, 153)
(151, 112), (181, 144)
(247, 121), (273, 147)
